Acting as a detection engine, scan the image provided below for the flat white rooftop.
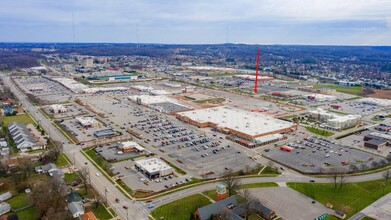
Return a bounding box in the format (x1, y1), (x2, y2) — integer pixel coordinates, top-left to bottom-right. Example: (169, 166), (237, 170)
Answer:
(134, 158), (172, 174)
(177, 106), (294, 137)
(361, 97), (391, 107)
(128, 95), (187, 107)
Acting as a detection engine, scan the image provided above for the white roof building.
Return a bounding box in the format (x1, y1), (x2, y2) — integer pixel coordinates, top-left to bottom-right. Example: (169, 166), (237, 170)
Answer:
(120, 141), (144, 152)
(83, 86), (128, 94)
(361, 97), (391, 107)
(76, 117), (99, 127)
(305, 94), (337, 102)
(309, 108), (361, 130)
(49, 104), (67, 113)
(134, 158), (174, 178)
(176, 106), (296, 139)
(51, 77), (89, 93)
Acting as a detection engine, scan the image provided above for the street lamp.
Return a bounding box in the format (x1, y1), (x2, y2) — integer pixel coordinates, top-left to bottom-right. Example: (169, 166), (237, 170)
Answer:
(104, 187), (109, 203)
(123, 205), (129, 220)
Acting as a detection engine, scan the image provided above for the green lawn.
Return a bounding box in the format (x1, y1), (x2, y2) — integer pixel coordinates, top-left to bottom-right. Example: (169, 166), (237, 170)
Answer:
(260, 166), (280, 175)
(16, 206), (39, 220)
(151, 194), (211, 220)
(0, 114), (34, 126)
(64, 172), (80, 184)
(312, 84), (362, 96)
(288, 179), (391, 218)
(238, 182), (278, 189)
(7, 193), (31, 209)
(305, 127), (334, 137)
(90, 203), (114, 220)
(55, 153), (70, 167)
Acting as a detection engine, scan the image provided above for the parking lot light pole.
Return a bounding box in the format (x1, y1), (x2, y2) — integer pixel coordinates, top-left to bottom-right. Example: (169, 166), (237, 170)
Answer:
(123, 205), (129, 220)
(104, 187), (109, 203)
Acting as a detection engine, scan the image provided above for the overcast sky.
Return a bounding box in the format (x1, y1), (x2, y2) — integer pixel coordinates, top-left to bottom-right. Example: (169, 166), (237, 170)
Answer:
(1, 0), (391, 45)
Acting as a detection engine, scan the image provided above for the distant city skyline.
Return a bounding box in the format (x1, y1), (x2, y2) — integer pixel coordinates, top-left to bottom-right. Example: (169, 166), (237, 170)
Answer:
(1, 0), (391, 45)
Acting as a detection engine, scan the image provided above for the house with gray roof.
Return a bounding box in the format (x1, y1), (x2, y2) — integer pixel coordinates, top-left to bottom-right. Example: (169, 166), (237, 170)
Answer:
(0, 192), (12, 202)
(68, 201), (85, 218)
(194, 196), (276, 220)
(0, 202), (11, 216)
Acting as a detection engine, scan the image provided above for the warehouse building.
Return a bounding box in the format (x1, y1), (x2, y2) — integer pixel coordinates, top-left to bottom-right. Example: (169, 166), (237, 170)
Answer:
(176, 106), (297, 141)
(134, 158), (174, 179)
(309, 108), (361, 131)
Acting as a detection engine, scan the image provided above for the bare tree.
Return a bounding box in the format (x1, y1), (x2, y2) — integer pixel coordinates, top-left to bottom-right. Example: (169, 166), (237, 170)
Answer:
(92, 194), (103, 208)
(338, 171), (348, 190)
(18, 157), (34, 179)
(30, 177), (68, 219)
(349, 164), (359, 173)
(371, 161), (379, 168)
(80, 166), (90, 194)
(383, 170), (391, 184)
(386, 154), (391, 163)
(222, 171), (241, 197)
(360, 164), (368, 172)
(379, 160), (387, 167)
(218, 207), (233, 220)
(241, 189), (259, 220)
(329, 168), (339, 191)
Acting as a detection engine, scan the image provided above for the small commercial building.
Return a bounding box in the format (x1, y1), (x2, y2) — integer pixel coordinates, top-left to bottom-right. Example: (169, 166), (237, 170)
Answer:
(305, 94), (336, 102)
(119, 141), (145, 153)
(134, 158), (174, 179)
(49, 104), (67, 113)
(76, 117), (99, 128)
(363, 132), (391, 150)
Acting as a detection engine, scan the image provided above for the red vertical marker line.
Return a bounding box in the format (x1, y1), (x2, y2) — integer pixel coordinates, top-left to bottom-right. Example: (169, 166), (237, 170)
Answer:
(254, 49), (260, 93)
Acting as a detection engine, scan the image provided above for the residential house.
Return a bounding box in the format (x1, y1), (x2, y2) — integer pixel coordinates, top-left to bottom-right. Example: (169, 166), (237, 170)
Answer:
(67, 192), (85, 218)
(0, 138), (9, 156)
(68, 201), (85, 218)
(0, 203), (11, 216)
(0, 192), (12, 202)
(7, 122), (43, 152)
(35, 163), (64, 179)
(194, 196), (276, 220)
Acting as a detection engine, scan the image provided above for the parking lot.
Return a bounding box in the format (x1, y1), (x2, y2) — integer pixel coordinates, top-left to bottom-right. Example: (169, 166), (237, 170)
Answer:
(334, 99), (387, 116)
(263, 136), (385, 173)
(247, 187), (334, 220)
(14, 76), (71, 96)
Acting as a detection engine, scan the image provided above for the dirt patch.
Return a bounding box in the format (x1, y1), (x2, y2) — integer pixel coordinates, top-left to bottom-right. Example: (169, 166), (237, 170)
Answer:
(364, 88), (391, 99)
